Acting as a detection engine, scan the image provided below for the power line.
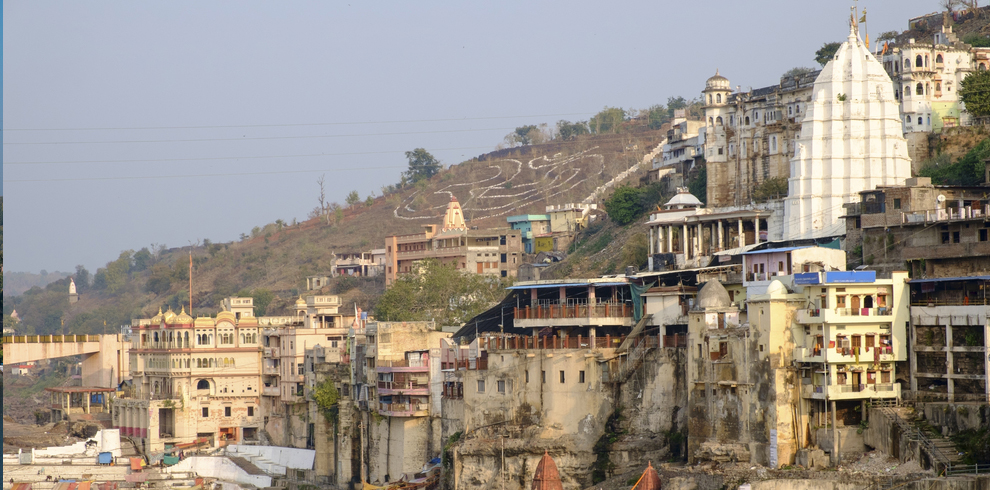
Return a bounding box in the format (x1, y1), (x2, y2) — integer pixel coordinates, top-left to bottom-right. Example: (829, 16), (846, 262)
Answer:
(5, 164), (408, 183)
(1, 112), (596, 132)
(4, 146), (496, 166)
(3, 126), (518, 146)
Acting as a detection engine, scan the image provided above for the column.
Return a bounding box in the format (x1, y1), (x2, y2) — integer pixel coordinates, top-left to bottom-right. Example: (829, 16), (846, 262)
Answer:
(648, 227), (655, 271)
(682, 224), (689, 258)
(946, 319), (954, 403)
(667, 226), (673, 253)
(754, 217), (761, 244)
(717, 220), (724, 252)
(590, 326), (597, 349)
(738, 219), (745, 247)
(696, 223), (703, 257)
(85, 392), (91, 414)
(831, 400), (838, 465)
(587, 285), (596, 319)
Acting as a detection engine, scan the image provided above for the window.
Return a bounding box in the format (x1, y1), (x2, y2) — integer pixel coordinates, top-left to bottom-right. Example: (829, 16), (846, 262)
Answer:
(942, 231), (951, 244)
(837, 295), (846, 308)
(953, 231), (960, 243)
(197, 379), (209, 390)
(559, 371), (565, 383)
(881, 371), (891, 383)
(202, 407), (209, 417)
(224, 406), (231, 417)
(936, 54), (943, 64)
(497, 380), (505, 394)
(837, 372), (847, 385)
(717, 147), (723, 155)
(541, 370), (546, 384)
(893, 198), (901, 209)
(916, 55), (923, 67)
(980, 229), (988, 242)
(525, 371), (530, 383)
(477, 379), (485, 393)
(716, 94), (722, 104)
(248, 406), (254, 416)
(579, 371), (586, 383)
(500, 253), (507, 263)
(916, 83), (923, 95)
(745, 116), (750, 125)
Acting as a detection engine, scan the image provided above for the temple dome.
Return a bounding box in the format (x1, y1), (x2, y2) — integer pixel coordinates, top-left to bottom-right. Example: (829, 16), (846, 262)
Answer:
(705, 69), (730, 91)
(698, 280), (731, 309)
(664, 189), (703, 209)
(766, 280), (789, 297)
(174, 306), (193, 325)
(531, 451), (563, 490)
(150, 307), (164, 324)
(162, 308), (177, 324)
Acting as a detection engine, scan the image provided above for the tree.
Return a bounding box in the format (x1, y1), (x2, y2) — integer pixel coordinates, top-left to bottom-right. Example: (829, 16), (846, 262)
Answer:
(877, 30), (899, 42)
(74, 265), (91, 289)
(374, 259), (511, 327)
(666, 96), (688, 117)
(251, 288), (275, 316)
(312, 377), (340, 424)
(345, 190), (361, 207)
(782, 67), (814, 79)
(621, 233), (649, 270)
(589, 107), (626, 134)
(103, 251), (133, 294)
(940, 0), (962, 12)
(403, 148), (441, 183)
(133, 248), (153, 272)
(960, 69), (990, 118)
(512, 125), (538, 146)
(365, 195), (375, 207)
(815, 42), (842, 67)
(556, 120), (589, 140)
(145, 263), (173, 295)
(603, 186), (643, 225)
(752, 177), (789, 203)
(646, 104), (667, 130)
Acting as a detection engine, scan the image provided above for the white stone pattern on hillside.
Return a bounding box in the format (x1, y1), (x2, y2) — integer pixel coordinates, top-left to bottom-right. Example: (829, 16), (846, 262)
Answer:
(393, 148), (610, 221)
(583, 140), (665, 204)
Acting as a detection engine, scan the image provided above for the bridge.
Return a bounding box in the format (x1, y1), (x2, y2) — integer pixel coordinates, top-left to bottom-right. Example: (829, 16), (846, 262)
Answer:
(2, 334), (129, 388)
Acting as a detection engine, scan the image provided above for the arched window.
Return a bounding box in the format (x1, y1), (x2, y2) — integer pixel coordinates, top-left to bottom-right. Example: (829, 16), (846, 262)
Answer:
(708, 94), (712, 104)
(715, 116), (723, 125)
(209, 334), (213, 344)
(981, 63), (987, 71)
(926, 83), (930, 95)
(918, 116), (923, 125)
(771, 136), (777, 153)
(916, 83), (924, 95)
(209, 358), (215, 368)
(708, 116), (713, 126)
(231, 358), (235, 368)
(916, 55), (923, 67)
(936, 82), (941, 92)
(184, 332), (189, 347)
(153, 332), (159, 342)
(936, 54), (943, 64)
(745, 116), (750, 125)
(196, 358), (201, 368)
(197, 379), (209, 390)
(716, 93), (722, 103)
(186, 359), (190, 368)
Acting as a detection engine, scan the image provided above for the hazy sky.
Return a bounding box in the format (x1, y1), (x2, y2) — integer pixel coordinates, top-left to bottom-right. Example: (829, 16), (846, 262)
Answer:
(3, 1), (938, 274)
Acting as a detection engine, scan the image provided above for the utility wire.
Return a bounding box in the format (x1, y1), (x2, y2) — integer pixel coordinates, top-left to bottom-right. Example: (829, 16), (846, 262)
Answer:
(3, 126), (517, 146)
(5, 165), (408, 183)
(1, 112), (596, 132)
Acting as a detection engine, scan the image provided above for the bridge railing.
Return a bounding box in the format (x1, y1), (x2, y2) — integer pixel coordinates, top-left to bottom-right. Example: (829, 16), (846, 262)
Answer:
(2, 334), (102, 344)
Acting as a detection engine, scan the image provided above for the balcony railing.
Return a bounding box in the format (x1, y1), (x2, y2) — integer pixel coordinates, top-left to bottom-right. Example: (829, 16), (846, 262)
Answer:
(514, 301), (633, 320)
(377, 381), (429, 393)
(379, 403), (430, 417)
(483, 334), (625, 351)
(262, 386), (279, 396)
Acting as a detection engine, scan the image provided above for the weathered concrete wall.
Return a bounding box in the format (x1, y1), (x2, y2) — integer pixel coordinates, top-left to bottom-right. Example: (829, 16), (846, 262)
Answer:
(815, 428), (865, 463)
(902, 475), (990, 490)
(922, 403), (990, 435)
(365, 415), (441, 484)
(747, 481), (863, 490)
(168, 456), (272, 488)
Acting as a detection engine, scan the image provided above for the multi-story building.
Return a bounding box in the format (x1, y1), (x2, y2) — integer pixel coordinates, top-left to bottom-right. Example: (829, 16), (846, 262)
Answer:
(507, 214), (550, 254)
(844, 176), (990, 277)
(701, 68), (817, 208)
(361, 321), (449, 483)
(881, 21), (990, 142)
(260, 295), (345, 448)
(384, 196), (523, 285)
(115, 305), (263, 453)
(656, 117), (706, 192)
(333, 249), (386, 277)
(908, 275), (990, 403)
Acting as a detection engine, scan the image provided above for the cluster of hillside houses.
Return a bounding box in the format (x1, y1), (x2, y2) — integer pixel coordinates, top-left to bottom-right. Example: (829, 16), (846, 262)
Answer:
(81, 17), (990, 490)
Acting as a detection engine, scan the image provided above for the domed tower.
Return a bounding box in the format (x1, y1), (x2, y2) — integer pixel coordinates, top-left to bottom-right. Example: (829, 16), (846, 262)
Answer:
(702, 70), (733, 205)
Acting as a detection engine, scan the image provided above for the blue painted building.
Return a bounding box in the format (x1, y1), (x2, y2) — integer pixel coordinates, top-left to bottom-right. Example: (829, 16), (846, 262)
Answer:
(507, 214), (550, 253)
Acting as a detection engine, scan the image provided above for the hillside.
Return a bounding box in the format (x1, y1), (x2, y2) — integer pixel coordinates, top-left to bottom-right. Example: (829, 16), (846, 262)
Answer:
(3, 124), (665, 335)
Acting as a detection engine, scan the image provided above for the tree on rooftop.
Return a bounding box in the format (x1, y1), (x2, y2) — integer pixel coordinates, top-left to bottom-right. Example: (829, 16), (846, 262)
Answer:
(782, 67), (814, 79)
(403, 148), (442, 184)
(814, 42), (842, 67)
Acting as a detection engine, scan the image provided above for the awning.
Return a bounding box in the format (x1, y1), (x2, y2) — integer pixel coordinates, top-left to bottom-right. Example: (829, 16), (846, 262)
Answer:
(908, 275), (990, 284)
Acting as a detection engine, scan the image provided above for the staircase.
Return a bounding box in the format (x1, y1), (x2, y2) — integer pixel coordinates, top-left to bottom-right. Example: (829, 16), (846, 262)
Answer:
(878, 406), (965, 475)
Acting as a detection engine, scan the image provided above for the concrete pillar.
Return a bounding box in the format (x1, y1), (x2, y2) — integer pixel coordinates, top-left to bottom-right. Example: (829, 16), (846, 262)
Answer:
(738, 219), (745, 247)
(648, 227), (655, 255)
(946, 318), (954, 403)
(590, 326), (597, 348)
(648, 227), (655, 271)
(667, 226), (673, 253)
(831, 400), (838, 465)
(85, 392), (91, 414)
(754, 217), (761, 244)
(717, 220), (724, 252)
(682, 224), (689, 258)
(696, 223), (703, 257)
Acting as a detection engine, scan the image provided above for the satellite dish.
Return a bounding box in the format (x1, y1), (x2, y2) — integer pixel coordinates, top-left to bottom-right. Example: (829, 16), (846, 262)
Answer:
(936, 194), (946, 203)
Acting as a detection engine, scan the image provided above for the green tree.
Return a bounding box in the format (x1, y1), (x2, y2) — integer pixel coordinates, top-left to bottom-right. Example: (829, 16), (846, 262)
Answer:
(104, 251), (133, 294)
(782, 67), (814, 79)
(752, 177), (789, 203)
(556, 120), (589, 140)
(312, 377), (340, 424)
(365, 195), (375, 207)
(646, 104), (668, 130)
(688, 163), (708, 205)
(403, 148), (442, 183)
(815, 42), (842, 67)
(589, 107), (626, 134)
(345, 190), (361, 207)
(374, 259), (510, 327)
(133, 248), (153, 271)
(74, 265), (91, 289)
(621, 233), (649, 270)
(252, 288), (275, 316)
(666, 96), (688, 117)
(960, 69), (990, 118)
(603, 186), (643, 226)
(145, 263), (173, 295)
(512, 125), (538, 146)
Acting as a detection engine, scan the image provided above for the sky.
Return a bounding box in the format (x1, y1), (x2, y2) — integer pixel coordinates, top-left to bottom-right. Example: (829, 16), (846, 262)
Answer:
(3, 0), (939, 274)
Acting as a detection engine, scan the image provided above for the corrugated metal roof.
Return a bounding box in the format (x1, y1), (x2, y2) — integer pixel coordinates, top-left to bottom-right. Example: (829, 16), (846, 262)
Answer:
(908, 275), (990, 284)
(741, 246), (816, 255)
(506, 281), (629, 290)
